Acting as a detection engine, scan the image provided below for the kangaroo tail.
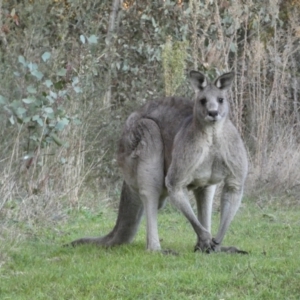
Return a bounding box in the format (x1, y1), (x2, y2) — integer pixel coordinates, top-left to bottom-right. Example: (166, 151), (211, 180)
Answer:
(69, 181), (144, 247)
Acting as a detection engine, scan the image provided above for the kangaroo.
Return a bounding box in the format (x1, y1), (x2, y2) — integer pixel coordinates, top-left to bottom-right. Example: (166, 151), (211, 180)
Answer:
(70, 71), (248, 254)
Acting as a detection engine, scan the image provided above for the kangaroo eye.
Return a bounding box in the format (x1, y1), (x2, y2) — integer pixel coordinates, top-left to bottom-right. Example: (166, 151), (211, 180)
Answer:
(200, 98), (207, 105)
(218, 98), (224, 104)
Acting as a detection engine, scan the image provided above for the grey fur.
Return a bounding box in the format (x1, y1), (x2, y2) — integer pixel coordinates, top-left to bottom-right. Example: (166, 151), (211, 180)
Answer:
(70, 71), (248, 254)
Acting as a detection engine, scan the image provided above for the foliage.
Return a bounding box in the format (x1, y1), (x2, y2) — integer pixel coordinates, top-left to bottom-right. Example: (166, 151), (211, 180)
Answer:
(162, 37), (188, 96)
(1, 52), (82, 150)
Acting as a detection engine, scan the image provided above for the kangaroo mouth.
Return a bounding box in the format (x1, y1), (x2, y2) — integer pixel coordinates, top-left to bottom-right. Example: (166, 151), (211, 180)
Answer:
(206, 115), (221, 122)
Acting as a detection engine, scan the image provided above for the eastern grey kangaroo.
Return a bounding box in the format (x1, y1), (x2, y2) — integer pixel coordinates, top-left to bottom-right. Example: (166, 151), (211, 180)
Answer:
(70, 71), (248, 254)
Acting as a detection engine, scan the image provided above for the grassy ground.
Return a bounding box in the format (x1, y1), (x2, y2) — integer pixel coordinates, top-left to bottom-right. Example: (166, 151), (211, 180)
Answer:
(1, 198), (300, 300)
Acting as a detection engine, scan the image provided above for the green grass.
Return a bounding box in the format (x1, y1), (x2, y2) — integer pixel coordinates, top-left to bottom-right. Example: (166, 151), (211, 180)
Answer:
(1, 199), (300, 299)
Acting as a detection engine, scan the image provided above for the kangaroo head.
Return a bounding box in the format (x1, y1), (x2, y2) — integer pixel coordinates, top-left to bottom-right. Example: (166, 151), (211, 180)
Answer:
(189, 71), (234, 124)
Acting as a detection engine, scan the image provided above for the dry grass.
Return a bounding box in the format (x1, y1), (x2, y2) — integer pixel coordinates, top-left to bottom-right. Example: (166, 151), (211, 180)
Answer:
(247, 130), (300, 201)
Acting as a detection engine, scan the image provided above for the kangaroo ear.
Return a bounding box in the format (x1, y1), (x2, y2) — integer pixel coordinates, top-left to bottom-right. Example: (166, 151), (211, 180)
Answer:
(189, 71), (208, 92)
(214, 72), (234, 90)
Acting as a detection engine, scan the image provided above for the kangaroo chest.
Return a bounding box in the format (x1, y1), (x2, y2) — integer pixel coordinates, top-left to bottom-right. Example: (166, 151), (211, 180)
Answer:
(187, 147), (227, 189)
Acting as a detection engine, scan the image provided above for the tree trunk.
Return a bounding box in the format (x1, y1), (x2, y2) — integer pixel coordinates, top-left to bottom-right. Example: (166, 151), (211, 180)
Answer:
(103, 0), (121, 108)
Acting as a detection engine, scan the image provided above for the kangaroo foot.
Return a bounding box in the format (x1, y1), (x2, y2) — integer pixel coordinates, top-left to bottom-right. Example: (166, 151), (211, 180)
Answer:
(194, 243), (248, 254)
(161, 249), (179, 256)
(194, 238), (217, 254)
(219, 246), (248, 254)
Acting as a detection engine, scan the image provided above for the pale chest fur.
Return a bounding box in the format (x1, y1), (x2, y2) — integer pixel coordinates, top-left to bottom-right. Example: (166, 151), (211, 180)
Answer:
(185, 130), (229, 189)
(187, 148), (227, 189)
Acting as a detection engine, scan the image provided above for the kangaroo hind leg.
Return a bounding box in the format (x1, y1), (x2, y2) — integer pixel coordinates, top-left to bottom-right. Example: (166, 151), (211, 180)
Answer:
(135, 118), (165, 251)
(214, 185), (248, 254)
(193, 185), (217, 233)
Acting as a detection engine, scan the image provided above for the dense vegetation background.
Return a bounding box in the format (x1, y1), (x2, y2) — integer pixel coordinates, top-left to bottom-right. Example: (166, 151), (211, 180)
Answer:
(0, 0), (300, 232)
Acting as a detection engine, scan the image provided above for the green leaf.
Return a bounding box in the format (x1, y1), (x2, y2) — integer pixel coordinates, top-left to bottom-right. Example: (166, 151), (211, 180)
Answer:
(230, 43), (237, 53)
(18, 55), (26, 67)
(46, 112), (55, 120)
(74, 86), (82, 93)
(57, 68), (67, 77)
(80, 35), (86, 44)
(37, 118), (44, 126)
(9, 115), (15, 124)
(17, 107), (26, 115)
(0, 95), (6, 105)
(87, 35), (98, 44)
(44, 107), (53, 114)
(44, 79), (53, 88)
(32, 115), (40, 121)
(46, 96), (54, 104)
(23, 117), (31, 123)
(60, 157), (66, 164)
(31, 70), (44, 80)
(151, 17), (157, 28)
(58, 90), (67, 97)
(42, 51), (51, 62)
(22, 97), (36, 104)
(72, 77), (79, 86)
(55, 118), (69, 131)
(185, 7), (191, 14)
(27, 86), (37, 94)
(28, 62), (38, 72)
(141, 14), (150, 20)
(49, 91), (57, 99)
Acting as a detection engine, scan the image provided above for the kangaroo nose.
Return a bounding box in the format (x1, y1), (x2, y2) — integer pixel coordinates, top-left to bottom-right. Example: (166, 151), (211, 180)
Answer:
(208, 110), (218, 118)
